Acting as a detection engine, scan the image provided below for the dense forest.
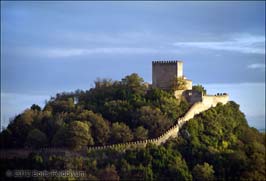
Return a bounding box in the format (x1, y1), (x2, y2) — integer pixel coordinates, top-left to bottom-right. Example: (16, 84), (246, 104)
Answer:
(0, 73), (265, 180)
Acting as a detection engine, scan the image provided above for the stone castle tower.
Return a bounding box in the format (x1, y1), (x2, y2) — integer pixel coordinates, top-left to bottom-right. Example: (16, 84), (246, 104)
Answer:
(152, 60), (192, 90)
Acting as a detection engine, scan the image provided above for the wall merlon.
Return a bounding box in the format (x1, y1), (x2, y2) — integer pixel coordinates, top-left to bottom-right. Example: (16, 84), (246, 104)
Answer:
(152, 60), (183, 64)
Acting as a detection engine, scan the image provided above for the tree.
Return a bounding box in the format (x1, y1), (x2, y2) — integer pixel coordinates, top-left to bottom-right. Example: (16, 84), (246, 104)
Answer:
(25, 129), (48, 148)
(48, 98), (75, 114)
(145, 144), (192, 180)
(145, 88), (189, 120)
(192, 85), (207, 95)
(121, 73), (147, 98)
(110, 122), (133, 143)
(121, 73), (144, 89)
(134, 126), (148, 140)
(103, 100), (132, 123)
(31, 104), (41, 111)
(6, 109), (36, 147)
(94, 78), (114, 88)
(192, 162), (215, 181)
(51, 125), (68, 147)
(137, 106), (171, 137)
(80, 110), (110, 145)
(172, 77), (187, 90)
(36, 110), (59, 141)
(66, 121), (94, 151)
(98, 165), (120, 181)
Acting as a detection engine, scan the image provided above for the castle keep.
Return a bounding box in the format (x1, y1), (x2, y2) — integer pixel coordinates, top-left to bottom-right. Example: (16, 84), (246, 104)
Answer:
(152, 60), (228, 105)
(152, 61), (192, 90)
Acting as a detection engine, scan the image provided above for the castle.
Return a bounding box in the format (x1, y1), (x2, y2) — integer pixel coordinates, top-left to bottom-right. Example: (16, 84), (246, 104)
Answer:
(152, 60), (228, 105)
(81, 63), (229, 150)
(0, 60), (230, 157)
(152, 60), (192, 90)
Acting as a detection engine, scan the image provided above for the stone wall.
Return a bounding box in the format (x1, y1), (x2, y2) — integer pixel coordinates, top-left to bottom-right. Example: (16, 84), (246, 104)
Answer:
(86, 94), (229, 151)
(184, 79), (192, 90)
(152, 61), (183, 90)
(182, 90), (203, 104)
(0, 94), (229, 157)
(202, 94), (229, 107)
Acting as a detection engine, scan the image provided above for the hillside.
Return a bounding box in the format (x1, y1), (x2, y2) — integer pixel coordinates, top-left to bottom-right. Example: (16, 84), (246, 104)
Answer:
(0, 73), (190, 150)
(0, 73), (265, 180)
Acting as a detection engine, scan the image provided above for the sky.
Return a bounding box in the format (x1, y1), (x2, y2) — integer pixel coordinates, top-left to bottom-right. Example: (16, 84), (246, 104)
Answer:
(1, 1), (265, 130)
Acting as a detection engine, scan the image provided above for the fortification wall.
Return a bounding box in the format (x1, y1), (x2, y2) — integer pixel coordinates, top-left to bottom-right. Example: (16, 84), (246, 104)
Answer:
(184, 79), (192, 90)
(86, 94), (229, 151)
(182, 90), (203, 104)
(0, 94), (229, 157)
(202, 94), (229, 107)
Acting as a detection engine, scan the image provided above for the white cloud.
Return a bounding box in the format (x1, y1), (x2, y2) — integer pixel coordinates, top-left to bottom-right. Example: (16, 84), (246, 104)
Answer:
(7, 33), (265, 58)
(247, 63), (265, 69)
(45, 47), (160, 57)
(14, 47), (182, 58)
(62, 31), (156, 45)
(173, 34), (265, 54)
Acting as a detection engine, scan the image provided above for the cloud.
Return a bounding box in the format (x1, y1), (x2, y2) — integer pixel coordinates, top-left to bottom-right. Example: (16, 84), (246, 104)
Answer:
(44, 47), (160, 57)
(62, 31), (157, 45)
(173, 34), (265, 54)
(12, 46), (182, 58)
(247, 63), (265, 70)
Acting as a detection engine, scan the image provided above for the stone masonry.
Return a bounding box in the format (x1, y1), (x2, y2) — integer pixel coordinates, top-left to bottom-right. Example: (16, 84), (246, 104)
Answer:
(152, 60), (192, 90)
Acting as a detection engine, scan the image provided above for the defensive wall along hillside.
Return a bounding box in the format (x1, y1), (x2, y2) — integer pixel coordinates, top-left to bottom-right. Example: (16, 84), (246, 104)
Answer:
(0, 60), (230, 158)
(87, 94), (229, 151)
(0, 94), (229, 158)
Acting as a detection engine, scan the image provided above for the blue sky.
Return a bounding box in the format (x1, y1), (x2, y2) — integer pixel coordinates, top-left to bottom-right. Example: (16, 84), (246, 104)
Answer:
(1, 1), (265, 130)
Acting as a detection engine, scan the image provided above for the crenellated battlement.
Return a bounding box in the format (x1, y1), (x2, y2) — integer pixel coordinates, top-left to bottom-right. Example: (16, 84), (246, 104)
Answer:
(152, 60), (183, 64)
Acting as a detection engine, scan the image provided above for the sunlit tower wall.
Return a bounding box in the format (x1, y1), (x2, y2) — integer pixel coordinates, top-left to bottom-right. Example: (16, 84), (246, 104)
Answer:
(152, 60), (184, 90)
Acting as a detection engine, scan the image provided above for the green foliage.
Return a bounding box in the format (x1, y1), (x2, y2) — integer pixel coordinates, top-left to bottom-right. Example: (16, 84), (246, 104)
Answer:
(121, 73), (146, 97)
(5, 109), (37, 147)
(110, 122), (133, 143)
(46, 98), (75, 114)
(122, 144), (192, 180)
(192, 85), (207, 95)
(134, 126), (148, 140)
(192, 162), (215, 181)
(25, 128), (48, 148)
(30, 104), (41, 111)
(1, 73), (264, 181)
(98, 164), (120, 181)
(81, 110), (110, 146)
(172, 76), (187, 90)
(103, 100), (132, 123)
(66, 121), (94, 151)
(137, 106), (171, 137)
(51, 125), (68, 147)
(177, 101), (265, 180)
(94, 78), (114, 88)
(146, 88), (189, 120)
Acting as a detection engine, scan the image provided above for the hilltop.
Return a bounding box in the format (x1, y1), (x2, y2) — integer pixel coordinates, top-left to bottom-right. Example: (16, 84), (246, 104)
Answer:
(0, 73), (190, 150)
(0, 73), (265, 180)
